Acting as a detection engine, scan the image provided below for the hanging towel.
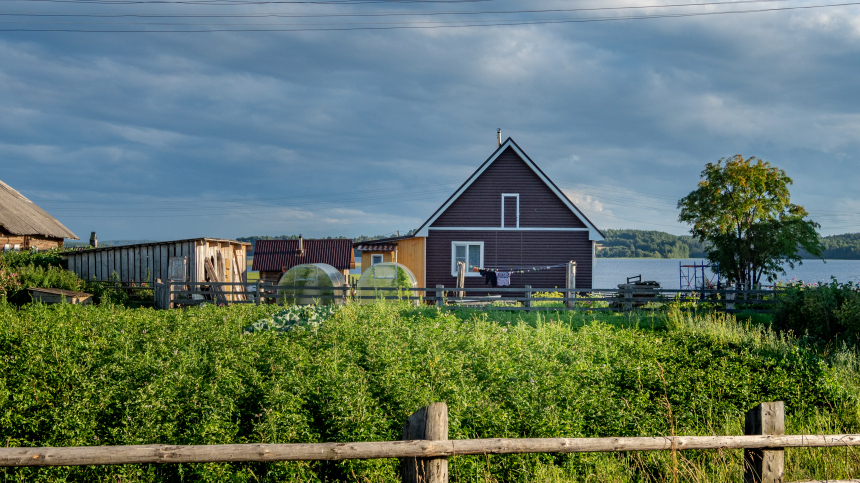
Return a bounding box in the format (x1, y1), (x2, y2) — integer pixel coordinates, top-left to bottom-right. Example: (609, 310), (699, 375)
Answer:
(496, 272), (512, 287)
(478, 269), (498, 287)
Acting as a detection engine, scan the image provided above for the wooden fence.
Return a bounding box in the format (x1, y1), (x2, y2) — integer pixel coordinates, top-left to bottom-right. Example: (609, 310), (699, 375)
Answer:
(154, 281), (782, 312)
(1, 401), (857, 483)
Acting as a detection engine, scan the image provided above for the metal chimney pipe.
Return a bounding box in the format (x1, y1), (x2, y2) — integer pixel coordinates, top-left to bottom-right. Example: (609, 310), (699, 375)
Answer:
(497, 129), (502, 147)
(90, 232), (98, 248)
(298, 234), (303, 253)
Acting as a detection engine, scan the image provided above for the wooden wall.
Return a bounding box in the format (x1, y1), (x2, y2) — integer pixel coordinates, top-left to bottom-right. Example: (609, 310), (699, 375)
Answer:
(396, 237), (425, 288)
(359, 251), (395, 272)
(67, 239), (248, 284)
(0, 229), (64, 251)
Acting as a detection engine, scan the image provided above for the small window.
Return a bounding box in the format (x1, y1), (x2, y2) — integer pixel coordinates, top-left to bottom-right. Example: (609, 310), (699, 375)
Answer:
(3, 244), (10, 252)
(30, 246), (39, 253)
(12, 244), (20, 251)
(451, 241), (483, 276)
(371, 254), (384, 265)
(502, 193), (519, 228)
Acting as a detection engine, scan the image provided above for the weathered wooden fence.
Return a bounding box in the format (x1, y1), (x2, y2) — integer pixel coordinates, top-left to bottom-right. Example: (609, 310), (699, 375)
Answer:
(1, 401), (857, 483)
(154, 281), (783, 312)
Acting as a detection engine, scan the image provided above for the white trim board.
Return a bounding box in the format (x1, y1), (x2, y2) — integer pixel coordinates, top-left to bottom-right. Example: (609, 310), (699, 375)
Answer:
(430, 227), (589, 232)
(414, 138), (604, 241)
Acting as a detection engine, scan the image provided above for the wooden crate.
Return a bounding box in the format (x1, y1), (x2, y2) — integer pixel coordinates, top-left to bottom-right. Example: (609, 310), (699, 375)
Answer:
(28, 287), (93, 305)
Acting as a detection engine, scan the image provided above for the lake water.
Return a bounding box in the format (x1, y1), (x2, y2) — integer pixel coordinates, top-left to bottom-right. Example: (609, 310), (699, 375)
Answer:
(595, 258), (860, 290)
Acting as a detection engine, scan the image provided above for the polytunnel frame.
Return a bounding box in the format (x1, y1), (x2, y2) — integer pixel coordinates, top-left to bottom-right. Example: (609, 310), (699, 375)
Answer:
(277, 263), (347, 306)
(356, 262), (419, 305)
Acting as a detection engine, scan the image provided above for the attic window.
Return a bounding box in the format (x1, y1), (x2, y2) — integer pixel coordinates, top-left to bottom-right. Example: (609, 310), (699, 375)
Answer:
(502, 193), (519, 228)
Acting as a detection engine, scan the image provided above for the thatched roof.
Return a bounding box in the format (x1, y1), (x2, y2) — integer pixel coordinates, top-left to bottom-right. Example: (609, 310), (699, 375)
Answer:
(0, 180), (79, 240)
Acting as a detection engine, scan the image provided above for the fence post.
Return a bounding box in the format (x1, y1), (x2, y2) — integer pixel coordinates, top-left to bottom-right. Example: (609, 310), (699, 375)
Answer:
(168, 282), (175, 309)
(525, 285), (532, 309)
(456, 261), (465, 299)
(436, 285), (445, 306)
(726, 283), (735, 311)
(401, 402), (448, 483)
(744, 401), (784, 483)
(566, 261), (576, 309)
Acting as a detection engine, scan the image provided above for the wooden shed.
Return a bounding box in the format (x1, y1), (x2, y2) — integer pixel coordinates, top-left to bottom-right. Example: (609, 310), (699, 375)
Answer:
(0, 179), (78, 251)
(252, 237), (355, 283)
(64, 238), (250, 285)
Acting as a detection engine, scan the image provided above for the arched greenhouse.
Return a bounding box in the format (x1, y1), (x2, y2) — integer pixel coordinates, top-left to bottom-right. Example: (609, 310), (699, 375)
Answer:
(277, 263), (346, 305)
(356, 262), (418, 305)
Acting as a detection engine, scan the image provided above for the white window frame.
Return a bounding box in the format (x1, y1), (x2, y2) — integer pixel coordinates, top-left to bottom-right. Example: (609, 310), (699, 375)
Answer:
(371, 254), (384, 265)
(12, 244), (20, 251)
(501, 193), (519, 228)
(3, 244), (10, 252)
(451, 241), (484, 277)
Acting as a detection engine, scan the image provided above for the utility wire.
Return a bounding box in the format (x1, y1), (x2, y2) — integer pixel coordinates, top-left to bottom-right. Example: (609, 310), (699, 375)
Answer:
(3, 1), (860, 31)
(0, 0), (790, 18)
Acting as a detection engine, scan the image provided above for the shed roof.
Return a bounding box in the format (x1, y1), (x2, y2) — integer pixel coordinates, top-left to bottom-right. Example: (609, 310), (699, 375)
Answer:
(253, 239), (355, 272)
(0, 180), (79, 240)
(64, 238), (249, 255)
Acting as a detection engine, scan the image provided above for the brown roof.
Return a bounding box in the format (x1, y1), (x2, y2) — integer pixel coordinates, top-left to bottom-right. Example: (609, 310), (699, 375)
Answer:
(355, 243), (397, 252)
(0, 180), (78, 240)
(252, 239), (355, 272)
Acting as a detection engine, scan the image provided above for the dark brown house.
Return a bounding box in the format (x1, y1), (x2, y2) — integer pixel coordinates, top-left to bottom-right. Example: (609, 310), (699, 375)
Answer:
(252, 237), (355, 283)
(355, 138), (604, 289)
(0, 179), (78, 251)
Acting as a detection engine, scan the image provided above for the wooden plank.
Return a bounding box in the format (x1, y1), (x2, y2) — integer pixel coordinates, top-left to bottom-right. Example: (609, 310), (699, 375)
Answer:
(2, 433), (860, 468)
(402, 403), (448, 483)
(160, 245), (169, 284)
(86, 254), (94, 282)
(121, 249), (129, 282)
(138, 247), (146, 283)
(744, 402), (784, 483)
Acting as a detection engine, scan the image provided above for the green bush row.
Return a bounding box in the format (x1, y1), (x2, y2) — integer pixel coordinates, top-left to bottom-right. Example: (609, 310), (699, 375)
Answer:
(0, 302), (857, 482)
(773, 280), (860, 343)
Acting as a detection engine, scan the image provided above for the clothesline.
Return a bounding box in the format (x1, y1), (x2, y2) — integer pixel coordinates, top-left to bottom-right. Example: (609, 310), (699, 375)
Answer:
(473, 263), (568, 274)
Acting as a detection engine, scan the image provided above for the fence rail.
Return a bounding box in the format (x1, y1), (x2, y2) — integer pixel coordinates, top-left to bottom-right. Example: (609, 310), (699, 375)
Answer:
(154, 281), (784, 312)
(0, 401), (853, 483)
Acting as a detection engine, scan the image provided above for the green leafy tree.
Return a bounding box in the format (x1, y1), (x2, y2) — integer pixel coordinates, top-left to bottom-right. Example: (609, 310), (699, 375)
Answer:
(678, 155), (822, 287)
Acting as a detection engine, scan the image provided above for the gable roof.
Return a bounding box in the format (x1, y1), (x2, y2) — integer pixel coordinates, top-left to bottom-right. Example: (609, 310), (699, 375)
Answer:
(414, 138), (604, 240)
(0, 179), (79, 240)
(252, 239), (355, 271)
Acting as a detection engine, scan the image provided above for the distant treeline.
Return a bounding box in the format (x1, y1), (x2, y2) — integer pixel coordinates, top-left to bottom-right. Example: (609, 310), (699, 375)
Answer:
(598, 230), (708, 259)
(599, 230), (860, 260)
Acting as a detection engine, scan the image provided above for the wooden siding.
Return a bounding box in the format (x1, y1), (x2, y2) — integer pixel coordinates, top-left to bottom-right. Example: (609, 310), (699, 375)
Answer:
(431, 147), (586, 229)
(396, 236), (426, 288)
(425, 230), (593, 290)
(66, 239), (248, 284)
(0, 229), (64, 251)
(360, 251), (395, 272)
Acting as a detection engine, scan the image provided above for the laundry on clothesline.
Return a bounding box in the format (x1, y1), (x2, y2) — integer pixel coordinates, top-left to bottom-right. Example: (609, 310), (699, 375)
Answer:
(474, 263), (568, 274)
(496, 272), (511, 287)
(477, 269), (498, 287)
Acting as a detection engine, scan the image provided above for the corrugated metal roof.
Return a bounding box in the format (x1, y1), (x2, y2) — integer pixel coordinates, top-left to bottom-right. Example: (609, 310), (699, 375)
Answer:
(0, 179), (79, 240)
(64, 238), (249, 256)
(253, 239), (355, 271)
(355, 243), (397, 252)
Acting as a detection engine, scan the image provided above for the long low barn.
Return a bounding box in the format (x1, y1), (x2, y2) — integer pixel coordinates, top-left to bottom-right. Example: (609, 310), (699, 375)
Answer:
(65, 238), (250, 284)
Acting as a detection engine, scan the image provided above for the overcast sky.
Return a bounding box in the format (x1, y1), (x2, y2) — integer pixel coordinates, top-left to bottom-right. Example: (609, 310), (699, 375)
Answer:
(1, 0), (859, 241)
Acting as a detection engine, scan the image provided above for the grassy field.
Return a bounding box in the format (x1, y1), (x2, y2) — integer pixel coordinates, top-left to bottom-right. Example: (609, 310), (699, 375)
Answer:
(0, 302), (858, 482)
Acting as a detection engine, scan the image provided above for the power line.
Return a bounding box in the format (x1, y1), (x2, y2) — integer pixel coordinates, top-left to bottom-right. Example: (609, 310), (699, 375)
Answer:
(2, 1), (860, 31)
(0, 0), (790, 18)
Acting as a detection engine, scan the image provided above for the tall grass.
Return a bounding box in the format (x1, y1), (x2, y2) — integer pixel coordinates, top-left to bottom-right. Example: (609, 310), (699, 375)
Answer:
(0, 302), (857, 482)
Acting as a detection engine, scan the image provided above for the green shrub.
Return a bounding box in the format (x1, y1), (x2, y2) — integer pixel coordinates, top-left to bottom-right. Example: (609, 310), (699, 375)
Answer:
(6, 264), (84, 304)
(0, 248), (66, 270)
(773, 280), (860, 343)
